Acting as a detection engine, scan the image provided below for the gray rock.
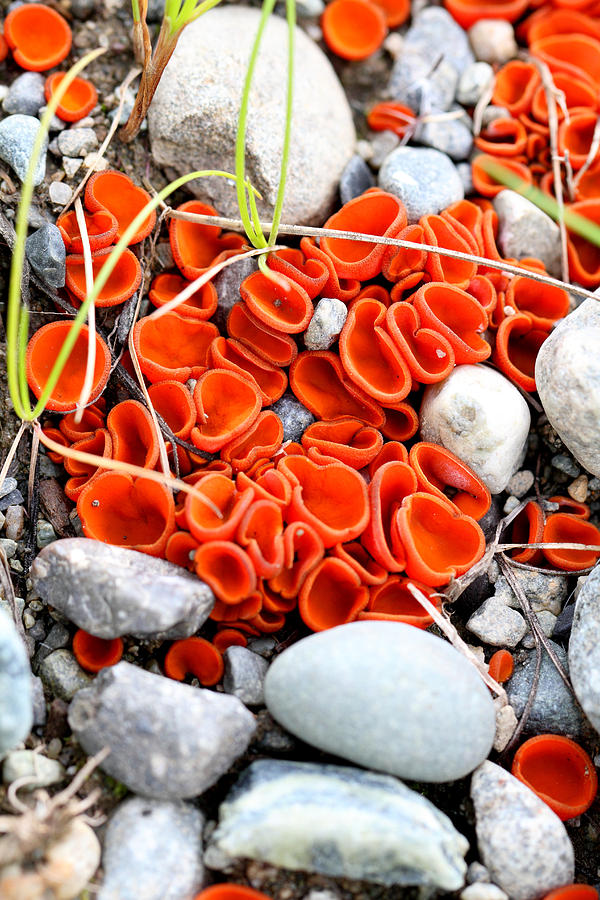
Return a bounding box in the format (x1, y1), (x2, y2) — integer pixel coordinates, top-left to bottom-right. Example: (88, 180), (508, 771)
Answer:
(0, 477), (17, 500)
(3, 749), (64, 788)
(33, 622), (71, 670)
(0, 538), (17, 559)
(98, 796), (205, 900)
(57, 127), (98, 158)
(339, 154), (375, 205)
(208, 759), (469, 890)
(4, 505), (25, 542)
(494, 571), (567, 616)
(461, 885), (508, 900)
(223, 645), (269, 706)
(30, 674), (46, 726)
(553, 603), (575, 641)
(25, 223), (66, 289)
(457, 161), (474, 195)
(471, 761), (574, 900)
(456, 62), (494, 106)
(31, 538), (216, 640)
(0, 489), (24, 511)
(379, 146), (463, 223)
(467, 861), (491, 883)
(569, 564), (600, 736)
(214, 257), (257, 332)
(506, 470), (534, 498)
(264, 621), (496, 783)
(369, 130), (400, 168)
(468, 20), (518, 65)
(493, 190), (561, 278)
(406, 7), (475, 75)
(149, 6), (355, 225)
(68, 661), (256, 799)
(0, 114), (48, 185)
(48, 181), (72, 206)
(466, 598), (527, 648)
(304, 298), (347, 351)
(3, 72), (45, 117)
(536, 299), (600, 477)
(388, 50), (458, 114)
(420, 365), (530, 493)
(40, 649), (92, 701)
(521, 610), (557, 649)
(71, 0), (96, 17)
(38, 106), (66, 132)
(0, 608), (33, 755)
(415, 117), (473, 162)
(63, 155), (83, 178)
(507, 641), (586, 738)
(271, 393), (315, 442)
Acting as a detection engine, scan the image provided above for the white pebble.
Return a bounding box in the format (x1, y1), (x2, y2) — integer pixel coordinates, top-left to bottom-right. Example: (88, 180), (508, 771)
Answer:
(468, 20), (517, 65)
(48, 180), (72, 206)
(305, 297), (347, 351)
(461, 883), (509, 900)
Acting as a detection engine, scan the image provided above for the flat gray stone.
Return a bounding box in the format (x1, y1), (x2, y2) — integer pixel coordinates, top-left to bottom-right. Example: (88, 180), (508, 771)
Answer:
(507, 640), (586, 738)
(264, 621), (496, 783)
(223, 645), (269, 707)
(3, 72), (45, 117)
(40, 649), (92, 701)
(420, 365), (530, 494)
(466, 598), (527, 648)
(388, 49), (459, 114)
(521, 610), (557, 649)
(304, 298), (347, 351)
(569, 564), (600, 736)
(536, 299), (600, 477)
(471, 761), (574, 900)
(57, 127), (98, 157)
(494, 571), (567, 616)
(25, 222), (66, 289)
(48, 180), (72, 206)
(31, 538), (215, 640)
(271, 393), (315, 443)
(0, 608), (33, 755)
(406, 7), (475, 76)
(379, 147), (463, 223)
(339, 155), (375, 205)
(494, 190), (561, 278)
(207, 759), (469, 890)
(149, 6), (355, 225)
(98, 796), (206, 900)
(68, 661), (256, 799)
(415, 118), (473, 162)
(0, 114), (48, 185)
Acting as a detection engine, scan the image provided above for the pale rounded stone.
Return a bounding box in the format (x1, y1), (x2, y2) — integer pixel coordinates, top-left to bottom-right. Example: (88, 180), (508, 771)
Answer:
(493, 190), (561, 277)
(468, 20), (518, 65)
(264, 620), (496, 783)
(569, 563), (600, 736)
(466, 598), (527, 648)
(420, 365), (530, 493)
(148, 6), (355, 225)
(0, 608), (32, 756)
(45, 818), (101, 900)
(304, 297), (347, 351)
(536, 299), (600, 477)
(471, 761), (574, 900)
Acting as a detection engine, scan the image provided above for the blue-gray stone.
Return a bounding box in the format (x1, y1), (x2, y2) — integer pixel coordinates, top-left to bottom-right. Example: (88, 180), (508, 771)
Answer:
(379, 146), (464, 223)
(223, 645), (268, 706)
(264, 621), (496, 783)
(339, 154), (375, 205)
(207, 759), (469, 890)
(569, 564), (600, 737)
(26, 223), (66, 289)
(3, 72), (46, 117)
(271, 393), (314, 443)
(416, 117), (473, 162)
(388, 49), (458, 113)
(39, 649), (92, 702)
(0, 607), (33, 755)
(68, 661), (256, 799)
(405, 7), (475, 75)
(213, 257), (257, 332)
(507, 640), (586, 738)
(0, 114), (48, 185)
(0, 478), (17, 500)
(98, 796), (206, 900)
(0, 490), (24, 511)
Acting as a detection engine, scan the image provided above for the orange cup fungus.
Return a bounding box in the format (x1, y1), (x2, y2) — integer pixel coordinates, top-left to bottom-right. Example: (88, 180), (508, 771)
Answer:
(85, 170), (156, 245)
(321, 0), (388, 61)
(164, 637), (224, 686)
(45, 72), (97, 122)
(512, 735), (598, 821)
(4, 3), (72, 71)
(72, 629), (123, 673)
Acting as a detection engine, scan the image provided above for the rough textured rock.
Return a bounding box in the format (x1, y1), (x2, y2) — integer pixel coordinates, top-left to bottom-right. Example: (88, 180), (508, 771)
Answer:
(98, 797), (205, 900)
(0, 114), (48, 184)
(3, 72), (45, 117)
(569, 563), (600, 736)
(68, 661), (256, 799)
(223, 645), (269, 707)
(31, 538), (215, 639)
(0, 608), (33, 755)
(57, 127), (98, 157)
(25, 222), (66, 289)
(264, 621), (495, 783)
(536, 299), (600, 477)
(493, 190), (561, 277)
(415, 117), (473, 161)
(149, 6), (355, 224)
(207, 759), (469, 890)
(304, 297), (347, 351)
(388, 49), (458, 113)
(406, 6), (475, 75)
(494, 570), (567, 615)
(420, 365), (530, 493)
(466, 598), (527, 648)
(39, 649), (92, 701)
(471, 761), (574, 900)
(339, 154), (375, 205)
(507, 641), (586, 738)
(271, 393), (314, 442)
(456, 62), (494, 106)
(379, 147), (464, 223)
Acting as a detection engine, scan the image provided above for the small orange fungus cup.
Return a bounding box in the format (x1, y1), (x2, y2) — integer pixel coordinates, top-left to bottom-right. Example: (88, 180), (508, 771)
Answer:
(512, 735), (598, 821)
(4, 3), (72, 71)
(488, 649), (514, 683)
(72, 629), (123, 673)
(164, 637), (224, 686)
(321, 0), (388, 61)
(45, 72), (97, 122)
(26, 321), (110, 413)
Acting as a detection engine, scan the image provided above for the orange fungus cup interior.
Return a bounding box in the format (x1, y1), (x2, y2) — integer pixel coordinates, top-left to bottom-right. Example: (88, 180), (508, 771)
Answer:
(72, 629), (123, 674)
(512, 735), (598, 821)
(321, 0), (388, 61)
(26, 321), (111, 413)
(4, 3), (72, 71)
(45, 72), (97, 122)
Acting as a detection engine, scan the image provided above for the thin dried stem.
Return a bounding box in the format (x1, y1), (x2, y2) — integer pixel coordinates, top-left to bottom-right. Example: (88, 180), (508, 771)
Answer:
(472, 76), (495, 137)
(73, 198), (97, 424)
(0, 547), (26, 643)
(573, 114), (600, 190)
(0, 421), (28, 496)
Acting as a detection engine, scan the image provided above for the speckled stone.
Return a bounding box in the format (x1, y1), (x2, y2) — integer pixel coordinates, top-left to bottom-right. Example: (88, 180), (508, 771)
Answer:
(264, 621), (495, 783)
(379, 147), (464, 223)
(0, 608), (32, 755)
(494, 570), (567, 615)
(98, 797), (206, 900)
(466, 598), (527, 648)
(223, 645), (269, 707)
(471, 761), (574, 900)
(406, 6), (474, 75)
(468, 20), (518, 65)
(3, 72), (45, 117)
(26, 222), (66, 288)
(304, 297), (347, 351)
(494, 190), (561, 278)
(207, 759), (469, 889)
(39, 649), (92, 702)
(0, 114), (48, 185)
(271, 393), (315, 442)
(569, 564), (600, 736)
(149, 6), (355, 224)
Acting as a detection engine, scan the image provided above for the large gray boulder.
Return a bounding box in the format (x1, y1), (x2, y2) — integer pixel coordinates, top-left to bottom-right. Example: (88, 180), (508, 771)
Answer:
(148, 6), (355, 224)
(0, 608), (32, 755)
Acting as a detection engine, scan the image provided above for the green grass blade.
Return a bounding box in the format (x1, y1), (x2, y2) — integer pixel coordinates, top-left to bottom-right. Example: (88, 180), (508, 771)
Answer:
(267, 0), (295, 247)
(131, 0), (141, 23)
